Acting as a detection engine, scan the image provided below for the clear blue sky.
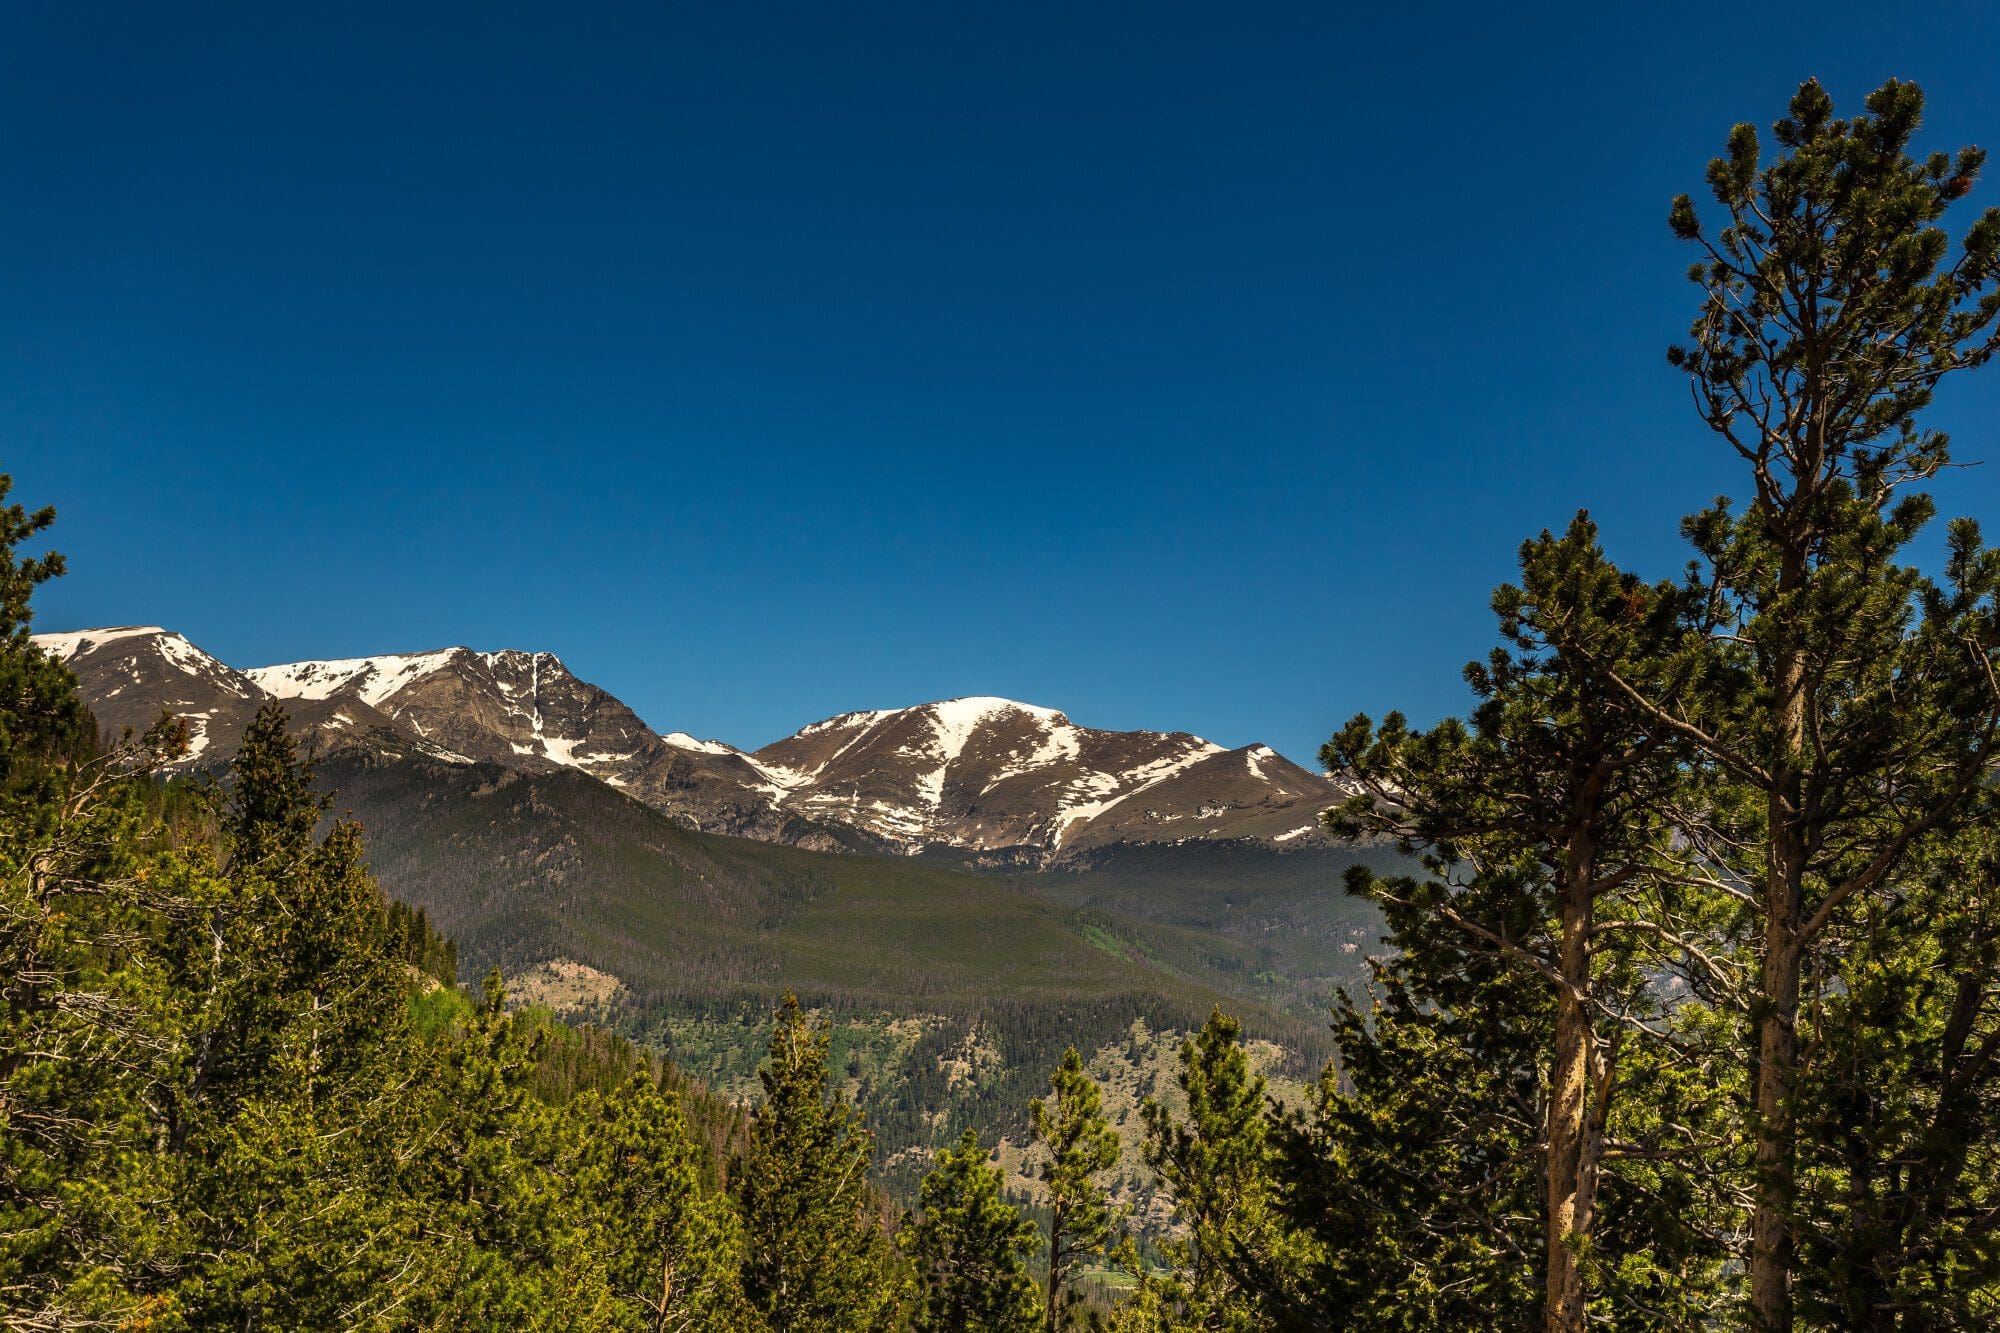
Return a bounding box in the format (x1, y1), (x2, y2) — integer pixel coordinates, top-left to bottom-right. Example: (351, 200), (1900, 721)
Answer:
(6, 3), (1999, 761)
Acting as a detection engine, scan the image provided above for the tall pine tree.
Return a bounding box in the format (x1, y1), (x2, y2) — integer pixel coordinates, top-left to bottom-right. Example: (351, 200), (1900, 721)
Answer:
(902, 1127), (1041, 1333)
(734, 995), (901, 1333)
(571, 1070), (752, 1330)
(163, 705), (431, 1328)
(1030, 1045), (1121, 1332)
(1327, 515), (1732, 1329)
(1642, 76), (2000, 1329)
(1137, 1009), (1299, 1331)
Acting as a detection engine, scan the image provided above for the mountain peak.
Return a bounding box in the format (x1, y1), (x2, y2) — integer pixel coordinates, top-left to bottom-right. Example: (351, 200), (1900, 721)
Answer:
(917, 697), (1073, 763)
(32, 626), (273, 766)
(748, 693), (1282, 855)
(32, 624), (245, 686)
(924, 695), (1068, 724)
(32, 625), (173, 662)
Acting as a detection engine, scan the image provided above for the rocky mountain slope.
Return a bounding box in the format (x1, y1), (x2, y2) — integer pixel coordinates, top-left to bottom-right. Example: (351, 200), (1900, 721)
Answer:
(35, 627), (1349, 864)
(245, 647), (830, 844)
(34, 626), (446, 768)
(746, 697), (1338, 858)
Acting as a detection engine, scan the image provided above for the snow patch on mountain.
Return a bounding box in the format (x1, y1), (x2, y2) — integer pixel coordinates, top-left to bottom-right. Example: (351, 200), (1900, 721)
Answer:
(155, 634), (230, 681)
(664, 732), (737, 756)
(180, 712), (214, 762)
(248, 650), (464, 706)
(31, 626), (169, 662)
(820, 711), (898, 770)
(746, 758), (814, 794)
(906, 698), (1067, 810)
(926, 698), (1064, 759)
(989, 717), (1084, 785)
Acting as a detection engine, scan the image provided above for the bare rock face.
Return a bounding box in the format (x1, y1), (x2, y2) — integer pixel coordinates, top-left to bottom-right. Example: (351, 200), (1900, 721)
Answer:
(40, 628), (1345, 863)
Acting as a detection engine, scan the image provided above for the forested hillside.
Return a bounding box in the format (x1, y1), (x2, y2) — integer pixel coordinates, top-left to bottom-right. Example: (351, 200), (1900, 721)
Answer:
(314, 745), (1350, 1194)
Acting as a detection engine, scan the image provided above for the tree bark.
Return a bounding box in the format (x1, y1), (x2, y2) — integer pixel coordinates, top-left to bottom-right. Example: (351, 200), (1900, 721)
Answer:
(1546, 842), (1597, 1333)
(1750, 629), (1808, 1333)
(1045, 1198), (1066, 1333)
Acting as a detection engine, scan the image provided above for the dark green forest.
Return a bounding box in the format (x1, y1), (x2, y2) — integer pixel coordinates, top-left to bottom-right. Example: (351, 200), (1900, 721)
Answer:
(8, 77), (2000, 1331)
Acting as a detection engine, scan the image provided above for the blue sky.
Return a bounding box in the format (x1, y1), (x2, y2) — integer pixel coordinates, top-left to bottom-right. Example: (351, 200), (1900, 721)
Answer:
(6, 3), (1999, 761)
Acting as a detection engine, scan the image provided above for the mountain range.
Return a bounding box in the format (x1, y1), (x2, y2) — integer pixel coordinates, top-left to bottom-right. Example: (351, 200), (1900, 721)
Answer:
(37, 626), (1350, 866)
(35, 623), (1387, 1201)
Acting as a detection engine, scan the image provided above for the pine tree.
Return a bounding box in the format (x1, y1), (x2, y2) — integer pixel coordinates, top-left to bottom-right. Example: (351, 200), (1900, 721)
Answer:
(396, 969), (626, 1328)
(573, 1070), (752, 1331)
(163, 703), (434, 1328)
(223, 702), (327, 869)
(1642, 77), (2000, 1330)
(0, 478), (179, 1328)
(734, 994), (901, 1332)
(902, 1127), (1041, 1333)
(1790, 812), (2000, 1326)
(1030, 1045), (1121, 1332)
(1269, 941), (1547, 1329)
(1326, 515), (1734, 1329)
(1138, 1010), (1296, 1331)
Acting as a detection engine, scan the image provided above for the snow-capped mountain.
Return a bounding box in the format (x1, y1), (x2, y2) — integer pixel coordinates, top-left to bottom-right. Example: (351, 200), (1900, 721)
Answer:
(36, 628), (1345, 862)
(249, 648), (649, 772)
(745, 697), (1339, 856)
(246, 647), (830, 842)
(34, 626), (434, 768)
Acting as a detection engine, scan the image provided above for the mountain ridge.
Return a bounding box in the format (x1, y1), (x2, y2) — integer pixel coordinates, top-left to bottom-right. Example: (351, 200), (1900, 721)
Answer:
(37, 626), (1350, 865)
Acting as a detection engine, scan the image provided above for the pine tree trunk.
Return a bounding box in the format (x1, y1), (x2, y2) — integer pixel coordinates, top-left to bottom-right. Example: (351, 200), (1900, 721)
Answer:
(1045, 1199), (1064, 1333)
(1546, 846), (1596, 1333)
(1750, 845), (1801, 1331)
(1750, 633), (1808, 1333)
